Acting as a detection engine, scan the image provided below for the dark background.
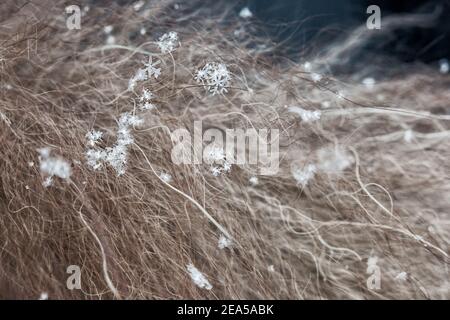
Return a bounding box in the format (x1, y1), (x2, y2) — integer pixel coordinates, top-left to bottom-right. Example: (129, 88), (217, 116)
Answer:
(238, 0), (450, 63)
(111, 0), (449, 64)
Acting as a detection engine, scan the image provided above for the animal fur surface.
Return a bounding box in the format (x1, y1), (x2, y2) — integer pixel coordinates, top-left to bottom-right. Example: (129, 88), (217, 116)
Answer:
(0, 0), (448, 299)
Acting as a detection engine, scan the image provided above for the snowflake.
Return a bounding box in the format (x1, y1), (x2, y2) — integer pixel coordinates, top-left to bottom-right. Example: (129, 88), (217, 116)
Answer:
(85, 113), (142, 176)
(362, 77), (376, 88)
(128, 57), (161, 91)
(38, 148), (71, 186)
(317, 147), (353, 173)
(439, 58), (449, 74)
(404, 129), (414, 143)
(287, 106), (321, 122)
(218, 234), (232, 249)
(103, 25), (113, 34)
(42, 176), (53, 188)
(157, 31), (179, 54)
(159, 171), (172, 183)
(86, 149), (107, 170)
(292, 164), (316, 187)
(303, 62), (311, 71)
(249, 176), (259, 186)
(39, 292), (49, 300)
(195, 62), (232, 95)
(128, 68), (147, 91)
(86, 130), (103, 147)
(311, 73), (322, 82)
(395, 272), (408, 281)
(239, 7), (253, 19)
(139, 88), (156, 110)
(204, 145), (231, 176)
(186, 264), (212, 290)
(142, 56), (161, 79)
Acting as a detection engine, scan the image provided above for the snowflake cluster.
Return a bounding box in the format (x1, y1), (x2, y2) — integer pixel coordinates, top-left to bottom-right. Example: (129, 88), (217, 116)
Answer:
(311, 73), (322, 82)
(218, 234), (232, 249)
(195, 62), (232, 95)
(239, 7), (253, 19)
(292, 164), (316, 187)
(204, 145), (232, 176)
(186, 264), (212, 290)
(139, 88), (156, 111)
(38, 148), (71, 187)
(249, 176), (259, 186)
(317, 147), (353, 173)
(395, 271), (407, 281)
(288, 106), (321, 122)
(157, 31), (179, 54)
(86, 113), (142, 176)
(159, 171), (172, 183)
(86, 130), (103, 147)
(128, 56), (161, 91)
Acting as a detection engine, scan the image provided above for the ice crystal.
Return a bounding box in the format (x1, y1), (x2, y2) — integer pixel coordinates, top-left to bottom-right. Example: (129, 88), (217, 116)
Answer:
(186, 264), (212, 290)
(195, 62), (231, 95)
(157, 31), (179, 54)
(292, 164), (316, 187)
(288, 106), (321, 122)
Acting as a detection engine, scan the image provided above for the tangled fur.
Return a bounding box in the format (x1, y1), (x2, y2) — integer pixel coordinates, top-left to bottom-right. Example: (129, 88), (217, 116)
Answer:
(0, 0), (449, 299)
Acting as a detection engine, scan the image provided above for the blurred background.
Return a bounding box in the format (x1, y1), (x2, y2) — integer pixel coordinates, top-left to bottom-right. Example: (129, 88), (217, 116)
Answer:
(237, 0), (450, 63)
(107, 0), (449, 66)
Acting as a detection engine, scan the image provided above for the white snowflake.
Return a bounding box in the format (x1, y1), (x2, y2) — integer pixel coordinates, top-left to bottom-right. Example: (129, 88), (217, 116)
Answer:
(128, 57), (161, 91)
(42, 176), (53, 188)
(133, 0), (144, 11)
(292, 164), (316, 187)
(362, 77), (376, 88)
(106, 35), (115, 45)
(249, 176), (259, 186)
(288, 106), (321, 122)
(85, 113), (142, 176)
(204, 146), (231, 176)
(38, 148), (71, 185)
(103, 25), (113, 34)
(218, 234), (232, 249)
(186, 264), (212, 290)
(195, 62), (232, 95)
(159, 171), (172, 183)
(439, 59), (449, 74)
(142, 56), (161, 79)
(86, 149), (107, 170)
(318, 147), (353, 173)
(157, 31), (179, 54)
(139, 88), (156, 110)
(86, 130), (103, 147)
(303, 62), (311, 71)
(311, 73), (322, 82)
(239, 7), (253, 19)
(39, 292), (48, 300)
(395, 272), (408, 281)
(404, 129), (414, 143)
